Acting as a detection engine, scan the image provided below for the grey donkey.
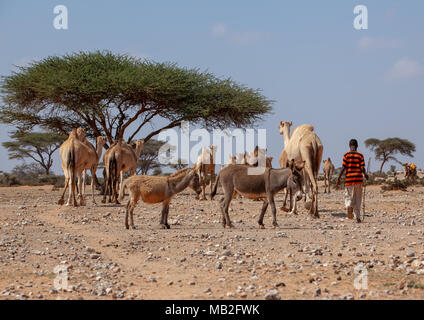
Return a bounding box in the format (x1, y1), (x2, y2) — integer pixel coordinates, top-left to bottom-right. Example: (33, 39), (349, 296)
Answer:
(211, 160), (305, 228)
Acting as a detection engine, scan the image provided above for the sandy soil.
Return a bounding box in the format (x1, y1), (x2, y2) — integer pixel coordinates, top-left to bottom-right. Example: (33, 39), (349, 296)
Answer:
(0, 181), (424, 300)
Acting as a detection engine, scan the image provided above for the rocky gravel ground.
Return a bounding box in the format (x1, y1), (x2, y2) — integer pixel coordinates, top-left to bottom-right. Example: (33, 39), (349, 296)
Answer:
(1, 183), (424, 300)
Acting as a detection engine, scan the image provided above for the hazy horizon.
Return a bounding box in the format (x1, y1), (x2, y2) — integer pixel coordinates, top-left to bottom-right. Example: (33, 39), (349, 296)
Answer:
(1, 1), (423, 175)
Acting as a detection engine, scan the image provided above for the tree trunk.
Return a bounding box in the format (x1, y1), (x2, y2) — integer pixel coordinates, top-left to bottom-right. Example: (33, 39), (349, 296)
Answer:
(379, 159), (386, 174)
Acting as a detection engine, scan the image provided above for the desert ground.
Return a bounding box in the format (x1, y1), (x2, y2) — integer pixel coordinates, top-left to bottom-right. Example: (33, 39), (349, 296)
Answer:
(1, 180), (424, 300)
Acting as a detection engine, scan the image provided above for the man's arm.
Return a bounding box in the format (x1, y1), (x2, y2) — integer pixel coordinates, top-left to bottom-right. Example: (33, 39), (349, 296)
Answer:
(362, 167), (369, 181)
(336, 167), (345, 187)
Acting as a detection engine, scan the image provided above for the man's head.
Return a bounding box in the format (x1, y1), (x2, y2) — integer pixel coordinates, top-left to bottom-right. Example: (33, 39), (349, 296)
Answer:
(349, 139), (358, 151)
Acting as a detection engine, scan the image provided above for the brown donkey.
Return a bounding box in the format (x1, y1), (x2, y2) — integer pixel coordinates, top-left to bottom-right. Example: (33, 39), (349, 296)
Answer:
(211, 160), (305, 229)
(121, 166), (201, 230)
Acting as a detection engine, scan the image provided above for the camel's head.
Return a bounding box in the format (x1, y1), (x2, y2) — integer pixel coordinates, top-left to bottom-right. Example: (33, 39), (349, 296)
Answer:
(76, 127), (87, 140)
(230, 155), (236, 163)
(288, 159), (305, 202)
(135, 139), (145, 149)
(279, 121), (292, 135)
(96, 136), (107, 147)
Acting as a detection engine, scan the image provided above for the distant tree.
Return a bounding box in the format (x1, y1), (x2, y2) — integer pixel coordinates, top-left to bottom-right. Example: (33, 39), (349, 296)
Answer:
(365, 137), (415, 173)
(2, 131), (66, 175)
(0, 51), (272, 146)
(388, 165), (396, 175)
(152, 168), (162, 176)
(168, 158), (188, 171)
(11, 163), (44, 179)
(136, 139), (167, 175)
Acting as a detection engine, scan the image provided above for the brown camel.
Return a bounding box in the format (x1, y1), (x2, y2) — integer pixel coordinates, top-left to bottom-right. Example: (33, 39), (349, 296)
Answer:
(76, 128), (107, 204)
(211, 160), (305, 228)
(102, 139), (144, 204)
(323, 157), (335, 193)
(122, 165), (201, 229)
(278, 121), (323, 217)
(196, 145), (217, 200)
(58, 129), (94, 206)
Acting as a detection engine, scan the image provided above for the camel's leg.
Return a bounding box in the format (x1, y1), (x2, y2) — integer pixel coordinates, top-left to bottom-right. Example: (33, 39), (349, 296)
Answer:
(82, 170), (86, 197)
(77, 173), (85, 206)
(323, 175), (327, 193)
(90, 168), (96, 205)
(328, 175), (331, 193)
(66, 171), (73, 206)
(209, 171), (215, 200)
(160, 199), (171, 229)
(200, 173), (207, 200)
(102, 170), (108, 204)
(112, 174), (120, 204)
(68, 170), (78, 207)
(304, 163), (319, 217)
(258, 199), (269, 229)
(58, 175), (69, 205)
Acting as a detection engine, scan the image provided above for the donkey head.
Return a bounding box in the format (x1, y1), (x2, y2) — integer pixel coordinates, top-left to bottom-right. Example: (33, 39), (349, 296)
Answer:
(288, 159), (305, 201)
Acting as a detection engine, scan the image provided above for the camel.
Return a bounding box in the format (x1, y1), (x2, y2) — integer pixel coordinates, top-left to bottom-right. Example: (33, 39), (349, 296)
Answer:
(226, 155), (237, 167)
(211, 160), (305, 228)
(75, 128), (107, 204)
(122, 166), (201, 229)
(196, 145), (217, 200)
(323, 157), (335, 193)
(278, 121), (323, 217)
(58, 129), (95, 206)
(102, 139), (144, 204)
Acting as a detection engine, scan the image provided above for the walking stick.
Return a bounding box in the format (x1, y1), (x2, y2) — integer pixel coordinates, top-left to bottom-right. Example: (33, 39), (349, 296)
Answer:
(362, 157), (371, 221)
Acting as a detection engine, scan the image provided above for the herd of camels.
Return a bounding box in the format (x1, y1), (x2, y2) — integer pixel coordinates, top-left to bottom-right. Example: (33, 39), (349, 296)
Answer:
(57, 122), (342, 229)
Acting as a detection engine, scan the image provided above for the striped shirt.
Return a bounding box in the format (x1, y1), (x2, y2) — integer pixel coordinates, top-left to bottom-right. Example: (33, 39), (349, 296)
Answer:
(342, 151), (365, 185)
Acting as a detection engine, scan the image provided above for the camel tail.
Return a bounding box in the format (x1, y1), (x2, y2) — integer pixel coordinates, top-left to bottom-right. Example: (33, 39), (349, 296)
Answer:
(68, 147), (76, 194)
(211, 173), (220, 200)
(118, 175), (126, 202)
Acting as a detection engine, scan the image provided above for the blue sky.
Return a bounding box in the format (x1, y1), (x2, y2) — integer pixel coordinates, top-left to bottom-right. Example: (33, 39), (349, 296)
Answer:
(1, 0), (423, 173)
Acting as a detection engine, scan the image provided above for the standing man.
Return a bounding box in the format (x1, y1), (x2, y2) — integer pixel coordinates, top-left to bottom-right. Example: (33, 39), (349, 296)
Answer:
(336, 139), (369, 223)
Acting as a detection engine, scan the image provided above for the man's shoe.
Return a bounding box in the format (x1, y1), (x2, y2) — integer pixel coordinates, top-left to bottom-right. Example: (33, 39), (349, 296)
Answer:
(356, 217), (362, 223)
(347, 207), (353, 219)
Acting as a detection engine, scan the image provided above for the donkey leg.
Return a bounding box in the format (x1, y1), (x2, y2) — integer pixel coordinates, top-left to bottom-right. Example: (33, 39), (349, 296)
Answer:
(222, 194), (234, 228)
(125, 201), (131, 230)
(258, 199), (269, 229)
(160, 200), (170, 229)
(269, 195), (278, 227)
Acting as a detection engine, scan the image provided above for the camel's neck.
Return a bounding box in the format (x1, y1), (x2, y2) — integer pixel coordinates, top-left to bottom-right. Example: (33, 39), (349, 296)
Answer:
(135, 144), (144, 158)
(96, 142), (104, 160)
(282, 128), (291, 148)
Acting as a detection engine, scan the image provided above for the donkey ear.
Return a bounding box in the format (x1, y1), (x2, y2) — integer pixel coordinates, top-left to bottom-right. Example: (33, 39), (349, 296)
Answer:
(289, 159), (295, 172)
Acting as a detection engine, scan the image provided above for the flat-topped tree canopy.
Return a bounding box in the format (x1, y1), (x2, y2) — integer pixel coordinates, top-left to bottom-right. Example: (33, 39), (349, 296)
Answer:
(0, 51), (273, 145)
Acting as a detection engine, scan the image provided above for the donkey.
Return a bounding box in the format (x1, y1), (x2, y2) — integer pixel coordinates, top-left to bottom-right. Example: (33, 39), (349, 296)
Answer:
(121, 166), (201, 230)
(211, 160), (305, 229)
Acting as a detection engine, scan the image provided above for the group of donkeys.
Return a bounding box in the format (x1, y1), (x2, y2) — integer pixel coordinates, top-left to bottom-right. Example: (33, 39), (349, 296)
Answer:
(119, 158), (306, 230)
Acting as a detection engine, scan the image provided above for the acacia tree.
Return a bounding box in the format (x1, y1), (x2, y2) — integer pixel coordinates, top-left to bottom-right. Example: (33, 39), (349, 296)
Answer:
(2, 131), (66, 175)
(364, 137), (416, 173)
(136, 139), (166, 175)
(0, 51), (272, 147)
